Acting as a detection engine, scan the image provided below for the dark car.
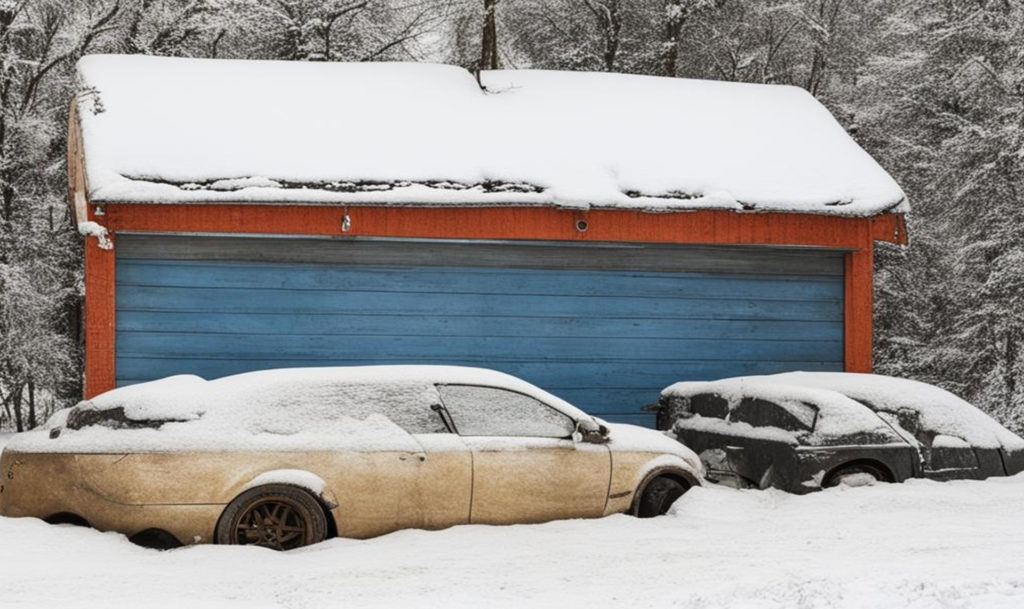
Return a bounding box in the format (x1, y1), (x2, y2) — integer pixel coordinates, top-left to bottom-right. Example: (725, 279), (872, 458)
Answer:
(651, 373), (1024, 493)
(760, 372), (1024, 481)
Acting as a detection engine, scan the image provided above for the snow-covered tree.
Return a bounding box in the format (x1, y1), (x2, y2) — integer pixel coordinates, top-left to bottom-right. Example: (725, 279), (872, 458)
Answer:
(0, 0), (1021, 434)
(865, 0), (1024, 432)
(0, 0), (120, 430)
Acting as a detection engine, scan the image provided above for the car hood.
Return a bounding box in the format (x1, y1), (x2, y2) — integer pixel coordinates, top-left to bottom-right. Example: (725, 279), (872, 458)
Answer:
(605, 423), (704, 473)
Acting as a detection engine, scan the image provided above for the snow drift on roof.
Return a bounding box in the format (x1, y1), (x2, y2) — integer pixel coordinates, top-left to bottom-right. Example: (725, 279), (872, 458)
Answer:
(757, 372), (1024, 450)
(77, 365), (588, 422)
(12, 366), (593, 453)
(662, 378), (898, 444)
(74, 55), (907, 217)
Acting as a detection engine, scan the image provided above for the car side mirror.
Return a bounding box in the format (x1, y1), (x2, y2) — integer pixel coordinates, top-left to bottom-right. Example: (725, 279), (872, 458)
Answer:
(575, 419), (609, 444)
(895, 408), (921, 435)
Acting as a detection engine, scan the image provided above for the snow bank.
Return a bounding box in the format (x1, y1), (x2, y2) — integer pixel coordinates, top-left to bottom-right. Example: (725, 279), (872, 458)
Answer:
(761, 372), (1024, 449)
(74, 55), (906, 217)
(2, 474), (1023, 608)
(7, 366), (592, 454)
(663, 378), (900, 445)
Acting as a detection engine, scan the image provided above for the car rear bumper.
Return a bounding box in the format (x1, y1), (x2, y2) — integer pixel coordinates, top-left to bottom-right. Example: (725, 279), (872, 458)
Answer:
(0, 449), (220, 544)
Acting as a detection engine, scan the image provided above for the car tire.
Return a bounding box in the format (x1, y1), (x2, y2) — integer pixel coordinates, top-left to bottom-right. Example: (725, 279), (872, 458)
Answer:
(216, 484), (329, 551)
(635, 476), (690, 518)
(823, 463), (891, 488)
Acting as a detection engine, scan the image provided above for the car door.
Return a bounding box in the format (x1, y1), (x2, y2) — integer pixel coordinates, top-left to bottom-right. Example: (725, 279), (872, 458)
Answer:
(672, 393), (794, 487)
(724, 398), (811, 488)
(436, 384), (611, 525)
(879, 408), (985, 480)
(371, 389), (474, 532)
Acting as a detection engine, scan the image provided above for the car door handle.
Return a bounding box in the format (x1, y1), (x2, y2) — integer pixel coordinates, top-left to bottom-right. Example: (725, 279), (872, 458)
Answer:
(399, 453), (427, 462)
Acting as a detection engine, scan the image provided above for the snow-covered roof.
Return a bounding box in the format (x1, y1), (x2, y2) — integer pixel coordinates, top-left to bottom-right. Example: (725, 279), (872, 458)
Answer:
(757, 372), (1024, 450)
(662, 378), (899, 445)
(74, 55), (907, 217)
(18, 366), (594, 453)
(84, 365), (589, 422)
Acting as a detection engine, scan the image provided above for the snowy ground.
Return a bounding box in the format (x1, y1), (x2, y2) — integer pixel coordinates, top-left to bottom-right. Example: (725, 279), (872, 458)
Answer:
(2, 432), (1023, 609)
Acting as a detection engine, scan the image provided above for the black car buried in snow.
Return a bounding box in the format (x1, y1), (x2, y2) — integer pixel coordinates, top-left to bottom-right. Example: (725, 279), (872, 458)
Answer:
(651, 372), (1024, 493)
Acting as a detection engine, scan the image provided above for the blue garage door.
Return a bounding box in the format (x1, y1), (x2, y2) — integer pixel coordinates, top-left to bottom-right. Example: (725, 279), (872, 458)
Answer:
(115, 235), (845, 425)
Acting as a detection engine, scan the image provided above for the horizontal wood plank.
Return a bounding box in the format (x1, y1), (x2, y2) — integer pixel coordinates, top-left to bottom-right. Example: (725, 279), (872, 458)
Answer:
(114, 236), (845, 426)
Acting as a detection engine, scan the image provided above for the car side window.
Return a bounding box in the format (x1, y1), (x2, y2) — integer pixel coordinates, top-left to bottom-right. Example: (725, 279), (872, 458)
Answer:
(361, 384), (449, 434)
(689, 393), (729, 419)
(437, 385), (576, 438)
(730, 398), (815, 432)
(289, 382), (449, 435)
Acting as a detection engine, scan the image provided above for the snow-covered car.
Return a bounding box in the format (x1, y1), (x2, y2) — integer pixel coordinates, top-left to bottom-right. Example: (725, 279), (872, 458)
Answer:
(0, 366), (702, 550)
(651, 372), (1024, 493)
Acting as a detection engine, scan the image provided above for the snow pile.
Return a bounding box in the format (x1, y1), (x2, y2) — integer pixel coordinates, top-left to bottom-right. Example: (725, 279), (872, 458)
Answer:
(74, 55), (906, 217)
(76, 220), (112, 249)
(82, 374), (208, 421)
(1, 474), (1023, 608)
(663, 378), (900, 445)
(760, 372), (1024, 449)
(675, 413), (799, 444)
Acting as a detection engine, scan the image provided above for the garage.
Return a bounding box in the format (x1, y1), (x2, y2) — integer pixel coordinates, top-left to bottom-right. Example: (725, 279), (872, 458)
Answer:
(115, 235), (844, 424)
(69, 57), (908, 417)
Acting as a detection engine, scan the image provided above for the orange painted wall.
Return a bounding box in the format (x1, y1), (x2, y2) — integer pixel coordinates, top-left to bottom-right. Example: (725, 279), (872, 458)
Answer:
(83, 206), (116, 399)
(81, 202), (905, 398)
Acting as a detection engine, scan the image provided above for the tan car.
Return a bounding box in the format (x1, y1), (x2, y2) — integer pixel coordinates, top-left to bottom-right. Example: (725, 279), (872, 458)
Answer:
(0, 366), (702, 550)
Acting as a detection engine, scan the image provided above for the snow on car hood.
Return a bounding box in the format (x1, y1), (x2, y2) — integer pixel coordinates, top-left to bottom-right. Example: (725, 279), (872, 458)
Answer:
(606, 423), (704, 475)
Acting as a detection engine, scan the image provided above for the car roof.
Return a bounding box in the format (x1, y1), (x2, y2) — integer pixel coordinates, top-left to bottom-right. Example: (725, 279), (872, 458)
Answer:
(86, 365), (591, 423)
(662, 377), (894, 441)
(749, 372), (1022, 449)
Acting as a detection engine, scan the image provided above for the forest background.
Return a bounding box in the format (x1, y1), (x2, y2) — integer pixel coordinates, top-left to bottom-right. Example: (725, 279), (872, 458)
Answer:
(1, 0), (1022, 433)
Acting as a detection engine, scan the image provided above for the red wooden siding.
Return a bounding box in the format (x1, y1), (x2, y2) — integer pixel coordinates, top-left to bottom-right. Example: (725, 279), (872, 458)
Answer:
(83, 205), (117, 399)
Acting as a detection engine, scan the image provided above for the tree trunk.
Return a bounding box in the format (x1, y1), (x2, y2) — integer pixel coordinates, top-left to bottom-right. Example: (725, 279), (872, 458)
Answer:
(481, 0), (499, 70)
(602, 2), (621, 71)
(1006, 330), (1019, 404)
(27, 379), (36, 429)
(662, 0), (683, 76)
(12, 385), (23, 433)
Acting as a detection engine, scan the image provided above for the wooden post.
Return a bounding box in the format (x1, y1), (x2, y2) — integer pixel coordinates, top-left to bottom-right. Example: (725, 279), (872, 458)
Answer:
(84, 206), (116, 399)
(844, 245), (874, 372)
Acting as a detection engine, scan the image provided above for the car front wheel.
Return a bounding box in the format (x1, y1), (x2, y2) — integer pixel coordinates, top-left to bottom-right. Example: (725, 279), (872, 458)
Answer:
(634, 476), (690, 518)
(216, 484), (329, 551)
(823, 463), (892, 488)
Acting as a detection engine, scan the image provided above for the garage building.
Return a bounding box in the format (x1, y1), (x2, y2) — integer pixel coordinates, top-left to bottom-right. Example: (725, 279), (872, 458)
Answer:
(69, 55), (907, 425)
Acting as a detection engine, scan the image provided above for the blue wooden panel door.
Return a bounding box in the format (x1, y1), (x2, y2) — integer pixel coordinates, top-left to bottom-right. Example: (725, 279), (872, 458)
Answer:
(115, 237), (844, 425)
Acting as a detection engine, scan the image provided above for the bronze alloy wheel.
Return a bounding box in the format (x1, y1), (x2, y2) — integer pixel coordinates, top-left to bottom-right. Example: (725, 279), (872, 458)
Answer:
(217, 484), (329, 551)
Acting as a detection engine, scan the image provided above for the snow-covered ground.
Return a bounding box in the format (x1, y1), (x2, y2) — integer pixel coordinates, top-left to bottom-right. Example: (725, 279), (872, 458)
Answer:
(2, 432), (1023, 609)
